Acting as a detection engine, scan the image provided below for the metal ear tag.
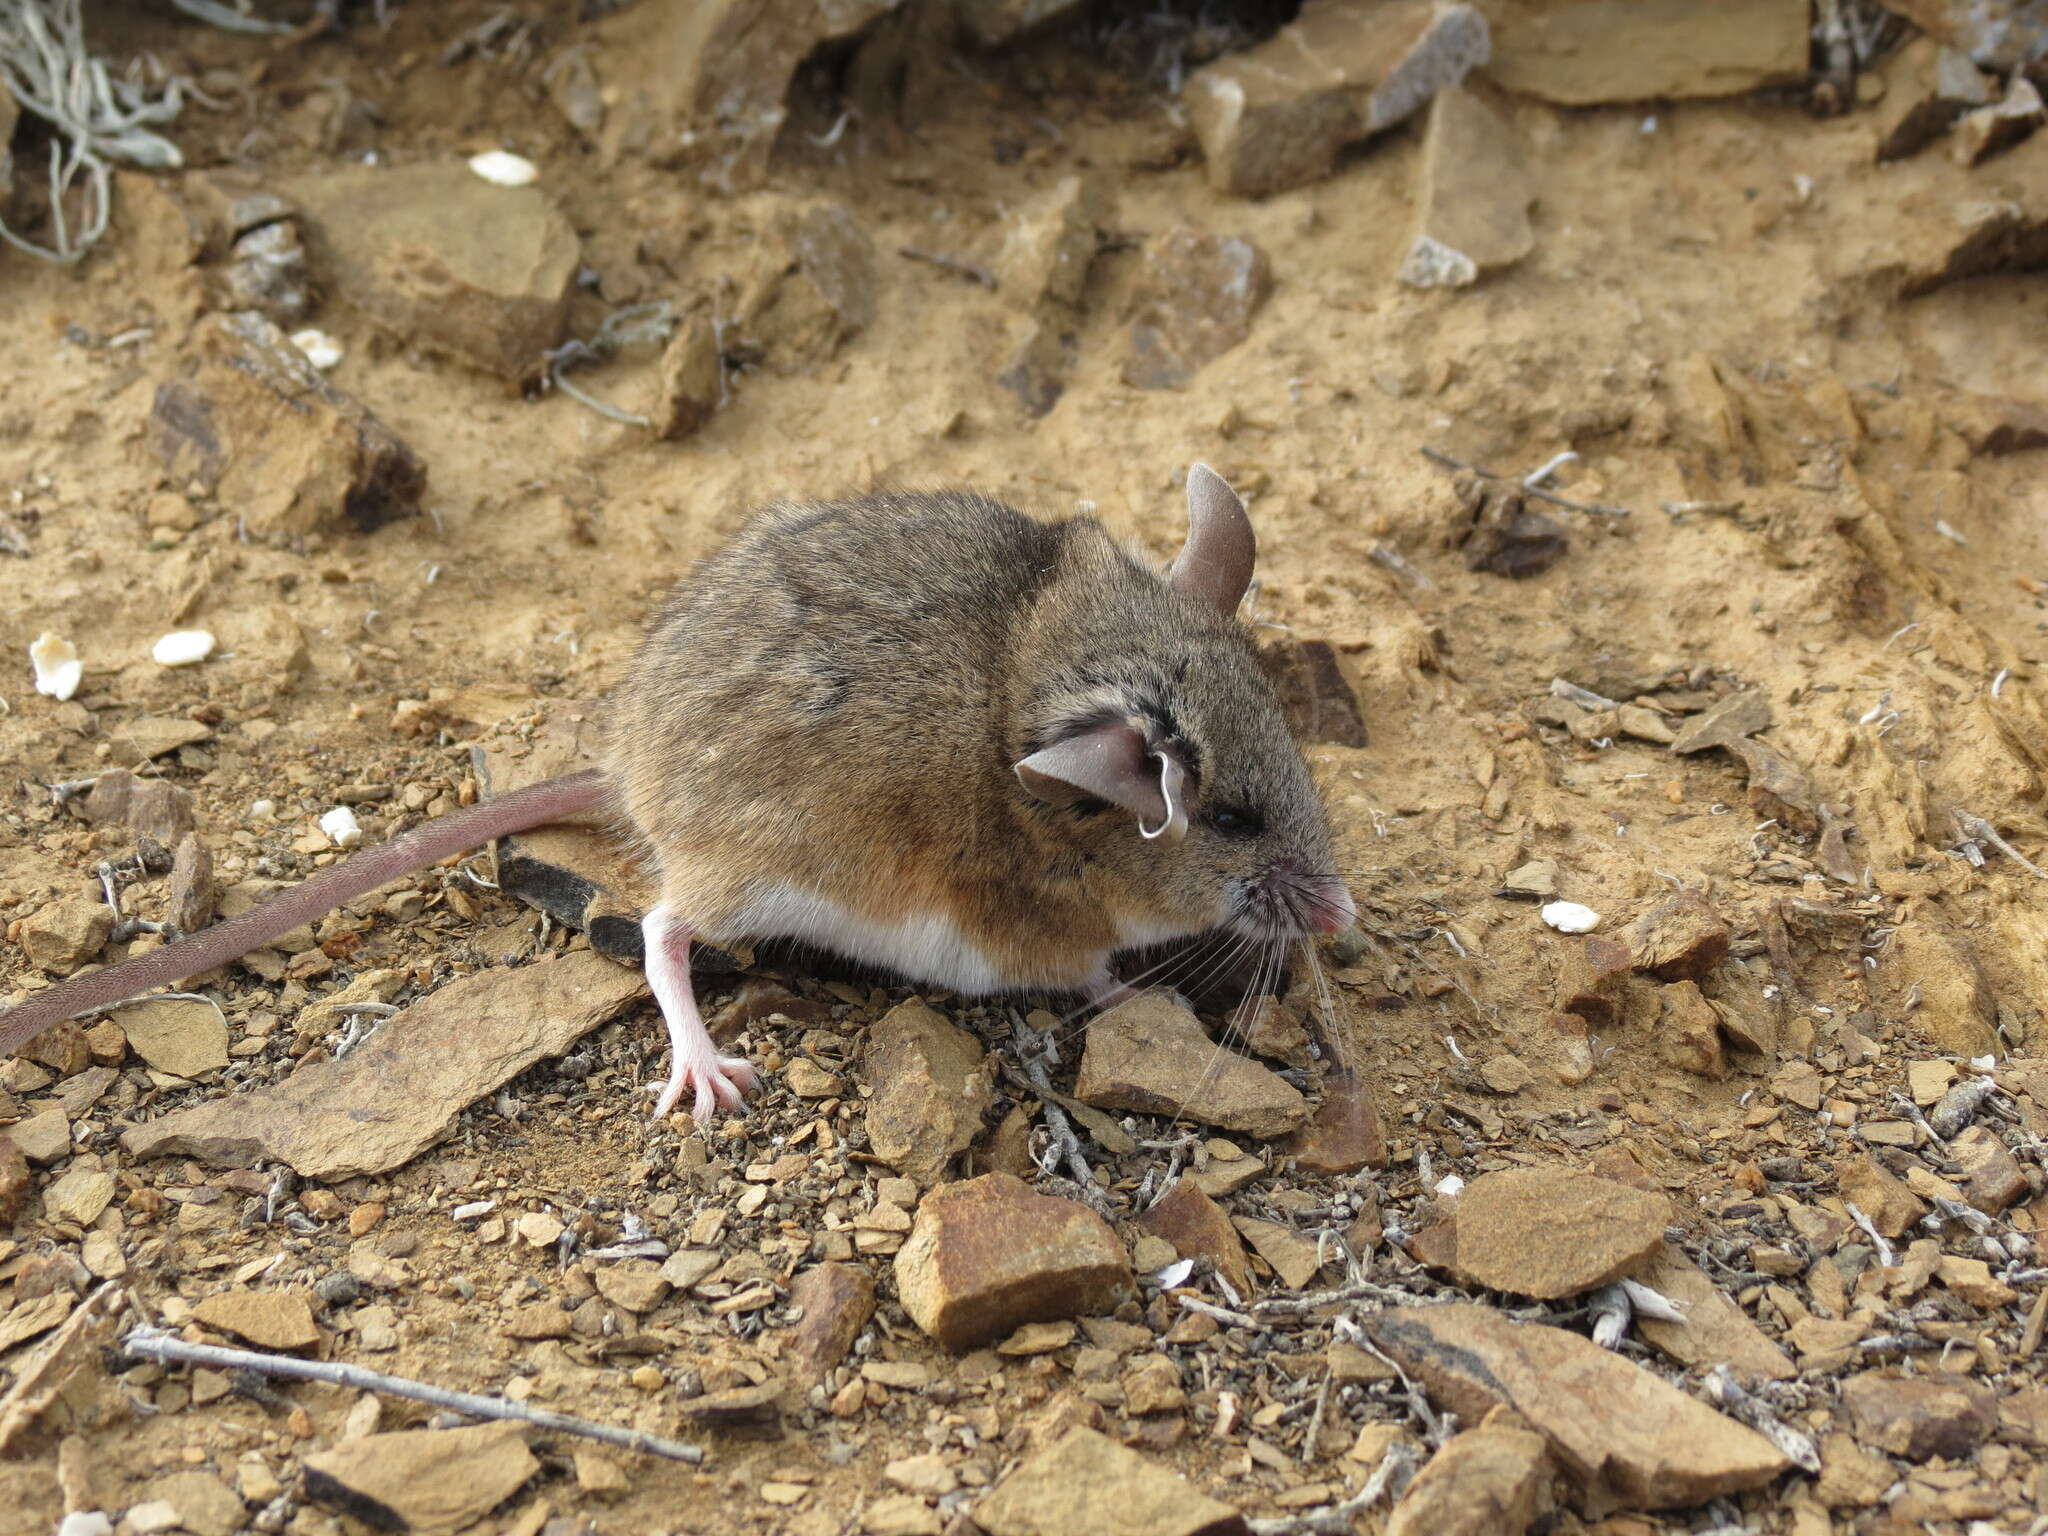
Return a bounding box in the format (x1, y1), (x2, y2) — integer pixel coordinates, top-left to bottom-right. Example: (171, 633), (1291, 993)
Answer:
(1139, 752), (1189, 843)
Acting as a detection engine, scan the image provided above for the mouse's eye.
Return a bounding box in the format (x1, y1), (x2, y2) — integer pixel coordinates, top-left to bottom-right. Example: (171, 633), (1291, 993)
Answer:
(1205, 805), (1264, 838)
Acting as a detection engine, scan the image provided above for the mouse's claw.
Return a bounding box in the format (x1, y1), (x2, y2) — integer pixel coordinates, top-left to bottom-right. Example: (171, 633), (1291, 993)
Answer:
(650, 1052), (760, 1123)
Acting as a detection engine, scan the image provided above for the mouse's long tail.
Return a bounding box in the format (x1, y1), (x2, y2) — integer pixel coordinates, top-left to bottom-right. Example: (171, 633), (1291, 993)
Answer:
(0, 768), (611, 1058)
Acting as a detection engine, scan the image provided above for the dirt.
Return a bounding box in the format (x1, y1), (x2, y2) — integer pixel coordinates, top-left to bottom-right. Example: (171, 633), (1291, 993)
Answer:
(1, 4), (2046, 1535)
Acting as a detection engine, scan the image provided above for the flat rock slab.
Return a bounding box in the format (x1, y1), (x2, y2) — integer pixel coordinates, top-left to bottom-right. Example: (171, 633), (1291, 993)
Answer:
(1385, 1424), (1553, 1536)
(1185, 0), (1489, 197)
(1630, 1243), (1793, 1380)
(1369, 1304), (1788, 1510)
(290, 162), (580, 382)
(1482, 0), (1810, 104)
(1076, 993), (1307, 1137)
(786, 1262), (876, 1383)
(1399, 85), (1533, 288)
(974, 1426), (1248, 1536)
(895, 1173), (1132, 1350)
(81, 769), (195, 845)
(150, 311), (426, 540)
(1416, 1167), (1669, 1298)
(303, 1422), (537, 1534)
(864, 1000), (996, 1186)
(191, 1289), (320, 1351)
(122, 950), (648, 1176)
(1122, 229), (1274, 391)
(1284, 1069), (1387, 1172)
(113, 997), (229, 1079)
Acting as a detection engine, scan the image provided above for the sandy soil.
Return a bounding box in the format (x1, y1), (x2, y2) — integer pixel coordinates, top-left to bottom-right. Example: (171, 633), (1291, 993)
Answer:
(1, 3), (2045, 1534)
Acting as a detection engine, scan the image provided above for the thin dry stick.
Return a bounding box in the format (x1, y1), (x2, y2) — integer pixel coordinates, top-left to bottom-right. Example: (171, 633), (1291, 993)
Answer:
(1245, 1442), (1417, 1536)
(1420, 445), (1633, 517)
(897, 246), (996, 288)
(1954, 811), (2048, 880)
(121, 1328), (705, 1463)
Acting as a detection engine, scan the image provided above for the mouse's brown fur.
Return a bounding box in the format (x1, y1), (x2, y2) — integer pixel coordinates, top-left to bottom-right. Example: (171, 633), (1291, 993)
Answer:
(609, 485), (1343, 992)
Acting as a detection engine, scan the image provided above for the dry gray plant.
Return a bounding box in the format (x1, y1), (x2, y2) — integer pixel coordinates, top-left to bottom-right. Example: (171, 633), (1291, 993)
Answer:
(0, 0), (187, 261)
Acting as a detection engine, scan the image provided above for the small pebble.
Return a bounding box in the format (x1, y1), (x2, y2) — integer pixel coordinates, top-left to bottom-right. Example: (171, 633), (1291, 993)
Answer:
(29, 632), (81, 700)
(320, 806), (363, 849)
(1540, 901), (1601, 933)
(468, 149), (538, 186)
(151, 630), (216, 667)
(289, 330), (344, 370)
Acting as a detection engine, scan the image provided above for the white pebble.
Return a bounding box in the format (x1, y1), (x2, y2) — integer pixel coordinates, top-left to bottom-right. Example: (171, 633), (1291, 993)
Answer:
(249, 799), (276, 821)
(58, 1515), (115, 1536)
(1541, 901), (1602, 933)
(1150, 1258), (1194, 1289)
(29, 631), (81, 700)
(1435, 1174), (1466, 1198)
(290, 329), (344, 370)
(468, 149), (537, 186)
(151, 629), (215, 667)
(452, 1199), (497, 1223)
(320, 806), (363, 849)
(124, 1503), (181, 1536)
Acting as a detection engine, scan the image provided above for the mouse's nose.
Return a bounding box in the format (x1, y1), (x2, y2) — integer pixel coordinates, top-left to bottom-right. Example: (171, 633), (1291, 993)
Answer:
(1306, 879), (1356, 935)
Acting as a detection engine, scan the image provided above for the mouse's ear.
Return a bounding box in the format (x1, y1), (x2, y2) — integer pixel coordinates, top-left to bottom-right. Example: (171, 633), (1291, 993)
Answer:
(1015, 721), (1190, 843)
(1169, 462), (1256, 617)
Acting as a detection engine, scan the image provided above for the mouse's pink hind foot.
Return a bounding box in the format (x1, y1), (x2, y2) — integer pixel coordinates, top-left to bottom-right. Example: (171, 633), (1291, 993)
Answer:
(641, 905), (761, 1124)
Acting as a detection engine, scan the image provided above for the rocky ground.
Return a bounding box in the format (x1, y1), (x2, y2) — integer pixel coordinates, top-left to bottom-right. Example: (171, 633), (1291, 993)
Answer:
(2, 1), (2048, 1533)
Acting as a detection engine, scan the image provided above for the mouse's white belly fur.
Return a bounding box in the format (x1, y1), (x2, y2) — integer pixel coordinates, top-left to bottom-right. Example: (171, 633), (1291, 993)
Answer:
(723, 881), (1016, 994)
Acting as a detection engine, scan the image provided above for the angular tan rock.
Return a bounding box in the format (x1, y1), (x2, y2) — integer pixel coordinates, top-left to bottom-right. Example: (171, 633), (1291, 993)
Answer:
(1284, 1070), (1388, 1172)
(1872, 37), (1994, 160)
(1837, 1154), (1928, 1239)
(1076, 993), (1306, 1137)
(1399, 85), (1533, 287)
(146, 1471), (245, 1536)
(1416, 1168), (1669, 1299)
(895, 1173), (1132, 1350)
(303, 1422), (537, 1533)
(113, 997), (229, 1080)
(1884, 0), (2048, 72)
(1121, 230), (1275, 391)
(166, 834), (216, 935)
(1631, 1243), (1793, 1380)
(1233, 1215), (1329, 1290)
(1185, 0), (1490, 197)
(7, 1107), (70, 1165)
(42, 1168), (114, 1226)
(1834, 130), (2048, 302)
(994, 174), (1112, 415)
(787, 1262), (876, 1382)
(19, 898), (113, 975)
(1369, 1304), (1788, 1509)
(291, 162), (579, 382)
(739, 198), (877, 366)
(1627, 889), (1731, 982)
(1557, 934), (1632, 1024)
(1483, 0), (1810, 104)
(149, 311), (426, 540)
(1841, 1370), (1995, 1460)
(192, 1290), (320, 1351)
(974, 1426), (1246, 1536)
(123, 950), (648, 1176)
(1386, 1422), (1553, 1536)
(0, 1136), (28, 1224)
(864, 1001), (996, 1185)
(1950, 1124), (2029, 1211)
(80, 769), (195, 846)
(650, 313), (724, 440)
(1136, 1178), (1255, 1297)
(1669, 690), (1771, 753)
(1656, 980), (1725, 1079)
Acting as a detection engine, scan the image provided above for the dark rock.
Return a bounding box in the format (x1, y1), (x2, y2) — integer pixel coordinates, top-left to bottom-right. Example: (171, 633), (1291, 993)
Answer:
(1257, 639), (1369, 748)
(1557, 935), (1633, 1025)
(80, 770), (195, 847)
(787, 1263), (876, 1383)
(1842, 1371), (1996, 1461)
(1284, 1071), (1388, 1173)
(166, 834), (216, 935)
(150, 312), (426, 540)
(1136, 1178), (1254, 1297)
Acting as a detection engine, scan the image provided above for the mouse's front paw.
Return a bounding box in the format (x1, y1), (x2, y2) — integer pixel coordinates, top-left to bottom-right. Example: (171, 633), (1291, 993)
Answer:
(650, 1053), (761, 1123)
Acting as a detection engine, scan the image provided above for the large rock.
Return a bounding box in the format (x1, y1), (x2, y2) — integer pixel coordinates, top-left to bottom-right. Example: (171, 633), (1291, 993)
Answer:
(1398, 85), (1534, 287)
(1832, 130), (2048, 301)
(1881, 0), (2048, 72)
(303, 1423), (537, 1533)
(974, 1427), (1247, 1536)
(1075, 993), (1306, 1137)
(1185, 0), (1490, 197)
(863, 1001), (996, 1186)
(290, 162), (580, 383)
(191, 1289), (320, 1351)
(1122, 229), (1274, 391)
(1386, 1421), (1553, 1536)
(597, 1), (905, 190)
(19, 898), (112, 975)
(1412, 1168), (1669, 1298)
(1870, 36), (1996, 160)
(1626, 890), (1731, 981)
(1480, 0), (1811, 104)
(894, 1173), (1132, 1350)
(1369, 1304), (1788, 1509)
(150, 312), (426, 539)
(122, 950), (648, 1176)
